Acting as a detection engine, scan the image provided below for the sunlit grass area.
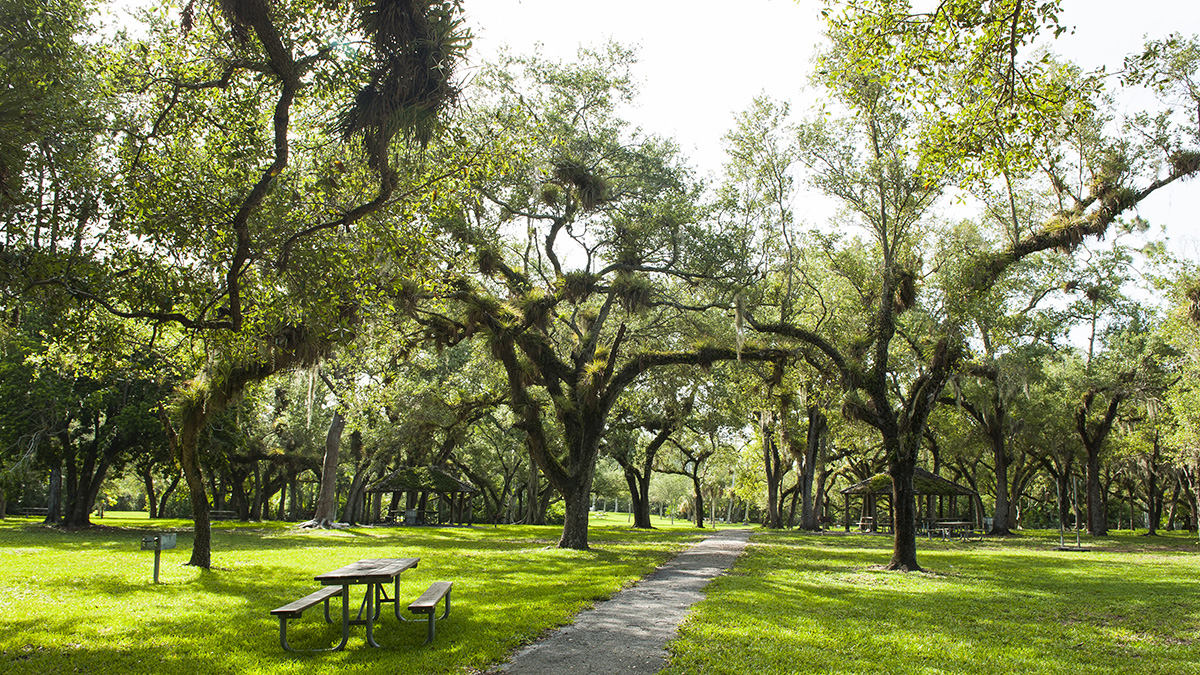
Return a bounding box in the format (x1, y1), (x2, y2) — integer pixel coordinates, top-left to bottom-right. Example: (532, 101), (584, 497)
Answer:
(7, 514), (1197, 675)
(664, 529), (1200, 675)
(0, 513), (702, 674)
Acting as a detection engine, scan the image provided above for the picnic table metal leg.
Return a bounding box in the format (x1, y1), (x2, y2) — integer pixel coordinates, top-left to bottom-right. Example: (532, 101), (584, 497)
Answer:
(278, 616), (295, 652)
(371, 575), (402, 621)
(276, 588), (349, 653)
(440, 586), (451, 621)
(423, 612), (436, 645)
(393, 575), (403, 620)
(335, 585), (350, 651)
(365, 582), (382, 648)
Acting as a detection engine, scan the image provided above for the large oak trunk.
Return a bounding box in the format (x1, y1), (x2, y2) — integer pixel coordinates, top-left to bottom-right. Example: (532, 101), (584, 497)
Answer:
(1086, 444), (1108, 536)
(178, 408), (212, 568)
(798, 407), (827, 530)
(990, 431), (1013, 535)
(622, 465), (653, 529)
(558, 478), (594, 550)
(887, 457), (920, 571)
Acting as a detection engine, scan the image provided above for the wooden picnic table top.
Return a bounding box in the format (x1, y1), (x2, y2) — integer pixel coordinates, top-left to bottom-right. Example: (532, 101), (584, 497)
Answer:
(314, 558), (419, 586)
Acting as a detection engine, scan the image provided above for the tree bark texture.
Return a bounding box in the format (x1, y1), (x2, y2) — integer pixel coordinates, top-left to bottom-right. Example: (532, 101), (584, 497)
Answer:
(1076, 390), (1122, 537)
(308, 409), (345, 527)
(798, 406), (827, 530)
(887, 456), (920, 571)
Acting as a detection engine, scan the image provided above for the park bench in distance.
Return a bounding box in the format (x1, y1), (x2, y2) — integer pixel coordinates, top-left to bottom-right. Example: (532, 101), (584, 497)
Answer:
(270, 586), (346, 652)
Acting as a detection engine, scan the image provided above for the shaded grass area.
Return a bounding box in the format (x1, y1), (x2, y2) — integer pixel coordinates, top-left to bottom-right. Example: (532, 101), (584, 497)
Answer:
(0, 513), (703, 674)
(664, 530), (1200, 675)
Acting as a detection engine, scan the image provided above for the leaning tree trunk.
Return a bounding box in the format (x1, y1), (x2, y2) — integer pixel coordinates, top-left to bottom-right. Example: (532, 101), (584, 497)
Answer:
(341, 432), (370, 525)
(305, 410), (345, 528)
(63, 428), (119, 528)
(692, 473), (706, 528)
(158, 470), (182, 519)
(1085, 443), (1108, 536)
(1146, 464), (1161, 536)
(142, 467), (158, 519)
(170, 403), (212, 568)
(761, 410), (784, 529)
(1077, 391), (1122, 537)
(621, 464), (653, 529)
(620, 424), (671, 529)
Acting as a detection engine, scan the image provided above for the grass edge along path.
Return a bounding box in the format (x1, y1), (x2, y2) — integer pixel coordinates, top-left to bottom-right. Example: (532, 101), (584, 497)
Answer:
(661, 530), (1200, 675)
(0, 514), (705, 675)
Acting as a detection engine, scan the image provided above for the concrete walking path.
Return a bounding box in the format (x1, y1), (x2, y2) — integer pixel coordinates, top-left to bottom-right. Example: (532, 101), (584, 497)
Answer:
(494, 528), (752, 675)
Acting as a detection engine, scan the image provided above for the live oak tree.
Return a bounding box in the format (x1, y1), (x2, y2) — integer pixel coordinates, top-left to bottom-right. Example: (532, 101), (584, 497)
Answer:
(750, 0), (1200, 571)
(718, 97), (841, 530)
(414, 45), (787, 550)
(3, 0), (471, 566)
(606, 369), (696, 529)
(938, 220), (1077, 536)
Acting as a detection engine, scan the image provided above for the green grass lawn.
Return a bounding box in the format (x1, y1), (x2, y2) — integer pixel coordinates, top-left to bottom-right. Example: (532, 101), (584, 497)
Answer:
(0, 512), (703, 674)
(663, 529), (1200, 675)
(6, 515), (1198, 675)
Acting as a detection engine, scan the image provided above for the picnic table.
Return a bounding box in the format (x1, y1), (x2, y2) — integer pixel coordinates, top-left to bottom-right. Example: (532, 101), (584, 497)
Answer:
(272, 557), (454, 651)
(313, 557), (420, 650)
(924, 520), (978, 540)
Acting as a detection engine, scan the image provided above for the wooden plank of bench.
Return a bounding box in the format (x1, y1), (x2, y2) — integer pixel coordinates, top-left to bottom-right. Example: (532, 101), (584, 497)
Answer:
(408, 581), (452, 645)
(272, 585), (344, 618)
(408, 581), (452, 612)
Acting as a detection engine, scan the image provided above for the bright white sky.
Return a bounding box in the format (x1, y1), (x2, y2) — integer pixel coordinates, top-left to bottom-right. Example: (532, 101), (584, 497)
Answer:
(462, 0), (1200, 260)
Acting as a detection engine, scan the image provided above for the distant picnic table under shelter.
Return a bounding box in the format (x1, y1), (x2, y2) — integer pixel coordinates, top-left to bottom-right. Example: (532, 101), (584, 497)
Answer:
(840, 467), (980, 534)
(367, 466), (478, 526)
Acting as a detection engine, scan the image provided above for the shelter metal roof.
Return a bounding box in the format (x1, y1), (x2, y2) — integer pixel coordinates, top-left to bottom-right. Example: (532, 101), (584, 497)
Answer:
(840, 467), (977, 497)
(366, 466), (478, 494)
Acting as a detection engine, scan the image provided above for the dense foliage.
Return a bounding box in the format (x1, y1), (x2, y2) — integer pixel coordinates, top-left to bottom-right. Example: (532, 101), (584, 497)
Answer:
(1, 0), (1198, 573)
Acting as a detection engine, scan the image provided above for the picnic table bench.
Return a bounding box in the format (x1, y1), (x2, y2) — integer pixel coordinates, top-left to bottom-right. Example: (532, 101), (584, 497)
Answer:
(210, 510), (237, 521)
(408, 581), (452, 645)
(270, 586), (346, 652)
